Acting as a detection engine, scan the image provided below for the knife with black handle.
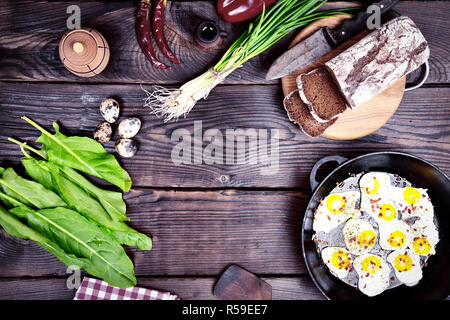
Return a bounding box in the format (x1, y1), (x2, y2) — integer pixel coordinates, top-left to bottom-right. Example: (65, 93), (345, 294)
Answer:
(266, 0), (400, 80)
(323, 0), (399, 47)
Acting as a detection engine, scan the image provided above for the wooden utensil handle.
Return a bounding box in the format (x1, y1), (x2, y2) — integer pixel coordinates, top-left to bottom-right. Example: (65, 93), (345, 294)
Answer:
(323, 0), (399, 46)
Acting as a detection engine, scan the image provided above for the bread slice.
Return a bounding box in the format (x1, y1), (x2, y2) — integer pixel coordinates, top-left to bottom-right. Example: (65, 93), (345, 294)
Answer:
(284, 90), (337, 138)
(297, 67), (348, 123)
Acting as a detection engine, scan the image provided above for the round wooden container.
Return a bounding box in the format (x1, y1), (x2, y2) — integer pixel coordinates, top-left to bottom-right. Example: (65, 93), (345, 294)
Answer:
(59, 27), (110, 78)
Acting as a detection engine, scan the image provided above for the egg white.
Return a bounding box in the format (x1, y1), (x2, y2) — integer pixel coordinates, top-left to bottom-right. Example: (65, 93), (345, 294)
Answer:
(343, 218), (377, 256)
(411, 218), (439, 256)
(360, 172), (399, 222)
(378, 219), (412, 251)
(359, 172), (392, 198)
(353, 254), (391, 297)
(321, 247), (353, 280)
(387, 249), (422, 287)
(313, 191), (361, 233)
(391, 187), (434, 221)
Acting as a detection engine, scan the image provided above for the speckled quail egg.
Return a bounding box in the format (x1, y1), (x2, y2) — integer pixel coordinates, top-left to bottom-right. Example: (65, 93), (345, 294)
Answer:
(118, 117), (141, 139)
(115, 138), (137, 158)
(93, 121), (112, 144)
(100, 98), (120, 123)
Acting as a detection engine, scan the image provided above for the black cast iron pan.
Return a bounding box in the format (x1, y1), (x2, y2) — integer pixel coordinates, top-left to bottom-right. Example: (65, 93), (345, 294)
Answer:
(302, 152), (450, 300)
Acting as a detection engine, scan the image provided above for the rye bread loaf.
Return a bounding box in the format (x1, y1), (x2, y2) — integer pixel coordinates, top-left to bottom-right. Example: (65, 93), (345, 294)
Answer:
(325, 16), (429, 108)
(296, 67), (348, 122)
(284, 90), (337, 138)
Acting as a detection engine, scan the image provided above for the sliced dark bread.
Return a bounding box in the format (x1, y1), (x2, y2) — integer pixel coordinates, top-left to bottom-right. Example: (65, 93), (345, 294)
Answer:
(283, 90), (337, 138)
(296, 67), (348, 123)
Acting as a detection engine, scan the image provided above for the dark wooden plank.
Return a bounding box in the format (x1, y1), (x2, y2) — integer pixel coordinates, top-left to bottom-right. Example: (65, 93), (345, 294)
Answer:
(0, 276), (325, 300)
(0, 189), (309, 277)
(1, 276), (448, 300)
(0, 82), (448, 188)
(214, 265), (272, 300)
(0, 1), (448, 84)
(144, 275), (326, 300)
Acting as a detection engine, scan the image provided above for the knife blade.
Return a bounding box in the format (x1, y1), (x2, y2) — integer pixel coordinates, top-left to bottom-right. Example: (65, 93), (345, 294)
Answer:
(266, 0), (399, 80)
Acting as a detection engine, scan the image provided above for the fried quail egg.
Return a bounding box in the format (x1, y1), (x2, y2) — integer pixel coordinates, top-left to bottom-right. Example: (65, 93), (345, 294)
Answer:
(321, 247), (353, 279)
(353, 254), (391, 297)
(314, 171), (439, 296)
(343, 218), (377, 256)
(360, 172), (396, 220)
(387, 249), (422, 287)
(372, 201), (398, 224)
(392, 187), (434, 221)
(411, 218), (439, 256)
(313, 191), (361, 233)
(379, 219), (411, 251)
(359, 172), (392, 198)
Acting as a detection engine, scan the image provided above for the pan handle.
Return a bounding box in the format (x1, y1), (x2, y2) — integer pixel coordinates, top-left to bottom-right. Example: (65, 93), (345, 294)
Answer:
(310, 155), (348, 191)
(405, 61), (429, 92)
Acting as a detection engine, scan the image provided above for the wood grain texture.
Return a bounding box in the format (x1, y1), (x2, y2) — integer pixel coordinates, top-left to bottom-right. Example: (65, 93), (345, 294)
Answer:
(0, 276), (447, 300)
(0, 1), (449, 301)
(214, 265), (272, 300)
(0, 189), (309, 277)
(0, 1), (448, 84)
(0, 276), (325, 300)
(0, 82), (448, 188)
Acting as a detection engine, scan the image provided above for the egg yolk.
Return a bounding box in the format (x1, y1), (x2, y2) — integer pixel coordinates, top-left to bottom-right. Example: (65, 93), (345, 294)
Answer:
(413, 237), (431, 255)
(331, 250), (351, 270)
(387, 231), (406, 247)
(361, 177), (379, 195)
(326, 194), (346, 214)
(361, 256), (382, 274)
(404, 187), (421, 205)
(393, 254), (413, 272)
(359, 230), (377, 247)
(379, 203), (396, 221)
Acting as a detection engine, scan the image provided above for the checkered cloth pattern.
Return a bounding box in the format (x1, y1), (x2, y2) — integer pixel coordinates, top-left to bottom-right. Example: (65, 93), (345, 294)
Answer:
(74, 277), (180, 300)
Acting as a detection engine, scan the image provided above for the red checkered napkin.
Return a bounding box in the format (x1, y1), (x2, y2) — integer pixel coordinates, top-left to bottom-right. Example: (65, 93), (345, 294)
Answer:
(74, 277), (180, 300)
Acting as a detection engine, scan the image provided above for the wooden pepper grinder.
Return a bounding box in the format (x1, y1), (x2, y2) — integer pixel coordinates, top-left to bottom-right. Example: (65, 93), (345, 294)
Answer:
(59, 27), (110, 77)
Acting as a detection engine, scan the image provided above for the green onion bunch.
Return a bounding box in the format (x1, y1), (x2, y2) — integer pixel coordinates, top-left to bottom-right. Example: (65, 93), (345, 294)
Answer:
(144, 0), (353, 121)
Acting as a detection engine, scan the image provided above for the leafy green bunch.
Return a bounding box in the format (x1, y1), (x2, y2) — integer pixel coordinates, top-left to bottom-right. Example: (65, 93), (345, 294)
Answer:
(0, 117), (152, 288)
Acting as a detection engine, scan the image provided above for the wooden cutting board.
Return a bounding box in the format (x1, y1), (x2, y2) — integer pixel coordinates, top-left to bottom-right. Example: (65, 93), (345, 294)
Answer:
(281, 14), (406, 140)
(214, 265), (272, 300)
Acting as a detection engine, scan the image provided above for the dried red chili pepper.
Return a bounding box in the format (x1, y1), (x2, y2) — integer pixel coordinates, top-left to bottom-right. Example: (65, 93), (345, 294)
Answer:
(153, 0), (180, 65)
(136, 0), (170, 69)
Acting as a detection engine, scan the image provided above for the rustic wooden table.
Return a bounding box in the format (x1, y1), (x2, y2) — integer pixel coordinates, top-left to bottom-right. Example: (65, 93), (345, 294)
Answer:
(0, 0), (449, 300)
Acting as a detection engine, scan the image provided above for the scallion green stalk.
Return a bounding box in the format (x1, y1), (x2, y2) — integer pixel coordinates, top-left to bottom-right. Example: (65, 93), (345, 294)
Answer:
(143, 0), (354, 121)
